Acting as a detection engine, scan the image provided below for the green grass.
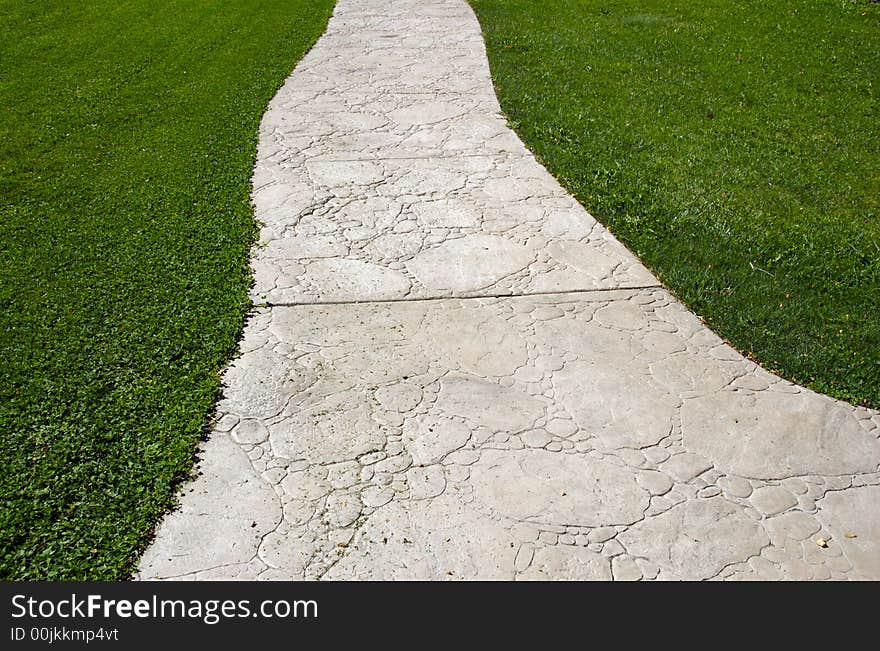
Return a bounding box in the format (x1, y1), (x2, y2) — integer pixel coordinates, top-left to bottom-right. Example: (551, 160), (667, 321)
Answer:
(470, 0), (879, 406)
(0, 0), (334, 579)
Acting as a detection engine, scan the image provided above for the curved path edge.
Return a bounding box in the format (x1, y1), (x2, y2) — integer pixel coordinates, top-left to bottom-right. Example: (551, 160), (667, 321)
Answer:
(139, 0), (880, 581)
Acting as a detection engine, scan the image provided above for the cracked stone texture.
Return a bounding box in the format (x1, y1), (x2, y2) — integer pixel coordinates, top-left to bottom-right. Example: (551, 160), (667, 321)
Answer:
(249, 0), (655, 304)
(138, 0), (880, 581)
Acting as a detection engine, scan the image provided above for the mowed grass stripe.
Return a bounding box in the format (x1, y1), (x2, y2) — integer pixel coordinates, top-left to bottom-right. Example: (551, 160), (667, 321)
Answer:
(0, 0), (335, 579)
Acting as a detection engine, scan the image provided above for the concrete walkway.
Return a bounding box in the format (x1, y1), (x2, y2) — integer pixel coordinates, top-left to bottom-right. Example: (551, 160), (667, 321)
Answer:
(139, 0), (880, 580)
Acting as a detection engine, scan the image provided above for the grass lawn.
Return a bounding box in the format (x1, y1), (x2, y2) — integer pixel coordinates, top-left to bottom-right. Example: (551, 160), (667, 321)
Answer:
(0, 0), (334, 579)
(470, 0), (879, 407)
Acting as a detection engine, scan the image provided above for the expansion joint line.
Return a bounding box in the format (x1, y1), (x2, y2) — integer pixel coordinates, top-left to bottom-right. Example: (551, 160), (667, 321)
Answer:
(257, 284), (665, 309)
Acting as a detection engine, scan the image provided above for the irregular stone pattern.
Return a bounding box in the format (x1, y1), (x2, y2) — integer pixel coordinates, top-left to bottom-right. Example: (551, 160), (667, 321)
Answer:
(138, 0), (880, 581)
(249, 0), (655, 303)
(139, 292), (880, 581)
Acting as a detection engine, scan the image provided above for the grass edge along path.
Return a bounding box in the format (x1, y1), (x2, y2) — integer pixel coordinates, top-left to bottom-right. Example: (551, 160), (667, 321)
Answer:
(0, 0), (335, 580)
(469, 0), (879, 409)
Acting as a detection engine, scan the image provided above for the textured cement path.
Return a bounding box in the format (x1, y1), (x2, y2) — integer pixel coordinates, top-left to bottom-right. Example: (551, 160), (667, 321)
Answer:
(139, 0), (880, 580)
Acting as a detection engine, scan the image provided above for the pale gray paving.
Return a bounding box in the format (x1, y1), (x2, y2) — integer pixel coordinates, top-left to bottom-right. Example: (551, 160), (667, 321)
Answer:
(138, 0), (880, 581)
(250, 0), (654, 303)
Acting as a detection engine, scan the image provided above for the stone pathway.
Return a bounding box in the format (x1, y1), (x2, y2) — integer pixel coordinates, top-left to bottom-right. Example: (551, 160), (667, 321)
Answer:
(138, 0), (880, 580)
